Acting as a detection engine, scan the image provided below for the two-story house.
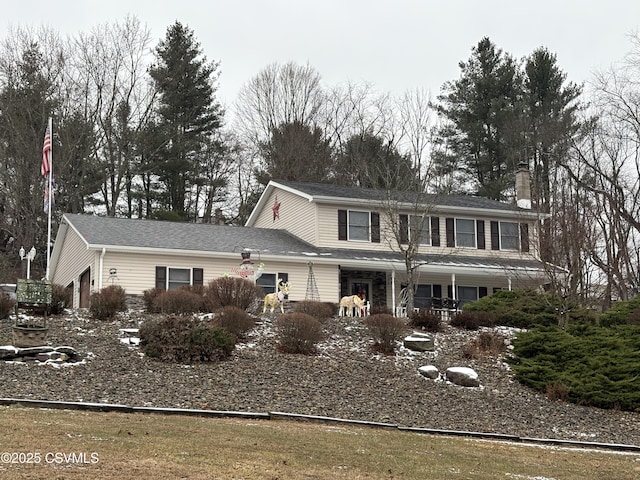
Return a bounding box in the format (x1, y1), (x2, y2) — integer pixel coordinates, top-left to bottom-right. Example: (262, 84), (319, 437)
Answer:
(50, 171), (549, 312)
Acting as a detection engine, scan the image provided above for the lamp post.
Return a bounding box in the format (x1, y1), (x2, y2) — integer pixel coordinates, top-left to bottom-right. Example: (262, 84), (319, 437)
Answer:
(19, 246), (36, 279)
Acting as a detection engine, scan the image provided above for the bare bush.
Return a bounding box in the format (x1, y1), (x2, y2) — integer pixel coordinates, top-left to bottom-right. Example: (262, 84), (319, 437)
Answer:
(213, 306), (256, 340)
(152, 289), (205, 314)
(276, 313), (323, 354)
(139, 315), (235, 363)
(89, 285), (127, 320)
(206, 277), (263, 310)
(462, 331), (507, 359)
(293, 301), (336, 321)
(364, 313), (406, 354)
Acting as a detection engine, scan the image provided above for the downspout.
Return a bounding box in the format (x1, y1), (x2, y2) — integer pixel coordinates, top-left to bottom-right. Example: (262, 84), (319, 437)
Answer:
(391, 270), (396, 314)
(99, 248), (106, 290)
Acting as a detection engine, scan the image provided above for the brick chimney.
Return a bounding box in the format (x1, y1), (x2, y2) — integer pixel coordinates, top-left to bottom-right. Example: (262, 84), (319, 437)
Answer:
(515, 162), (531, 209)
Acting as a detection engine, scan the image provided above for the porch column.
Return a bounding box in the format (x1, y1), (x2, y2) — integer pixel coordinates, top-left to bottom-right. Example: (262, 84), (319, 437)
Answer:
(451, 273), (456, 300)
(508, 276), (512, 291)
(391, 270), (396, 313)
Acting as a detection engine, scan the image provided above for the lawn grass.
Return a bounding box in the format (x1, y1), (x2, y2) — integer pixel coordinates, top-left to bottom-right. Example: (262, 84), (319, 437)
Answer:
(0, 406), (638, 479)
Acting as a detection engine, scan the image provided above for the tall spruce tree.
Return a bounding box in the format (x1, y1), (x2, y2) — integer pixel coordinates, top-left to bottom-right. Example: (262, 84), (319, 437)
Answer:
(149, 21), (223, 219)
(435, 37), (524, 201)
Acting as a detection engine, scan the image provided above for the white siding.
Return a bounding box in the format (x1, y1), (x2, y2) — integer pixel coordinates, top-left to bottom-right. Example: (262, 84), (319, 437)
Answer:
(51, 228), (96, 288)
(96, 250), (340, 301)
(252, 188), (317, 244)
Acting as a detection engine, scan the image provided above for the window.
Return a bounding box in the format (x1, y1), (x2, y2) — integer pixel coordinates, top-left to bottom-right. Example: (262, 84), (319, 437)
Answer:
(257, 273), (288, 295)
(414, 284), (433, 308)
(168, 268), (190, 290)
(410, 215), (431, 245)
(500, 222), (520, 250)
(155, 266), (203, 290)
(349, 210), (370, 241)
(338, 210), (380, 243)
(455, 219), (476, 248)
(457, 286), (478, 307)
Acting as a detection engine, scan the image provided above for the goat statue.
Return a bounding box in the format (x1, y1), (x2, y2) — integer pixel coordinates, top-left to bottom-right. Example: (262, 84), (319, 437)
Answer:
(338, 294), (366, 317)
(263, 280), (291, 314)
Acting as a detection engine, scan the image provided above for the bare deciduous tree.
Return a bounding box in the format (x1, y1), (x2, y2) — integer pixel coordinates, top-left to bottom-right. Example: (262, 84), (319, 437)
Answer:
(73, 15), (155, 216)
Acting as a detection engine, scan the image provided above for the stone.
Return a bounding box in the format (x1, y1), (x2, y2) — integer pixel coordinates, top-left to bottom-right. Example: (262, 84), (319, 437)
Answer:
(1, 345), (80, 364)
(0, 345), (18, 359)
(445, 367), (480, 387)
(403, 332), (435, 352)
(418, 365), (440, 379)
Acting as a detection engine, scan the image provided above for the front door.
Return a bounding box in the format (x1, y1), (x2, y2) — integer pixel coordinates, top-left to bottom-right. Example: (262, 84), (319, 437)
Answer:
(349, 279), (372, 304)
(79, 269), (91, 308)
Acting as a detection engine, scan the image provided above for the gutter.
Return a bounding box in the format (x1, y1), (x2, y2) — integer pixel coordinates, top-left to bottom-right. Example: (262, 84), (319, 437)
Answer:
(99, 248), (106, 290)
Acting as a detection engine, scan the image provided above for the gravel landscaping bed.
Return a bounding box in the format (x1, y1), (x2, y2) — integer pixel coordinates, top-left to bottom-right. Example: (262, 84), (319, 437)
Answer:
(1, 309), (639, 446)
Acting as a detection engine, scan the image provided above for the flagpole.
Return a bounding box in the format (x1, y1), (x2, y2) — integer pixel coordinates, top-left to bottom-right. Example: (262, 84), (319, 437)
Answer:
(45, 116), (53, 281)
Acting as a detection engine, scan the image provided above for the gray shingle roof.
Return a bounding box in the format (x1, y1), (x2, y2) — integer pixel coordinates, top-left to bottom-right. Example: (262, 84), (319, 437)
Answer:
(274, 180), (524, 212)
(64, 214), (322, 257)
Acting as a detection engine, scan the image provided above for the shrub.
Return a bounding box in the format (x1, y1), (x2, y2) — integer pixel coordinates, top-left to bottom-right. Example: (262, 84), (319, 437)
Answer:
(139, 315), (235, 363)
(152, 288), (205, 315)
(213, 306), (256, 340)
(293, 301), (336, 321)
(49, 284), (71, 315)
(546, 382), (571, 402)
(0, 292), (14, 320)
(89, 285), (127, 320)
(599, 295), (640, 327)
(508, 324), (640, 411)
(205, 277), (263, 310)
(409, 309), (443, 332)
(462, 331), (507, 359)
(463, 289), (595, 328)
(142, 288), (163, 313)
(364, 313), (406, 354)
(450, 311), (495, 330)
(276, 313), (323, 354)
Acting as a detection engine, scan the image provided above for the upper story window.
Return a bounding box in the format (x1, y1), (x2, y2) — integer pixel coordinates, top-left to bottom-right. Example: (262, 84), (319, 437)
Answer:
(455, 218), (476, 248)
(490, 221), (529, 252)
(499, 221), (520, 250)
(338, 210), (380, 243)
(410, 215), (431, 245)
(399, 215), (438, 246)
(349, 210), (370, 241)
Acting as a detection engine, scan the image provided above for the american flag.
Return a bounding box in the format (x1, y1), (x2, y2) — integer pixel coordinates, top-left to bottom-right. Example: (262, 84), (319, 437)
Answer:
(41, 122), (51, 177)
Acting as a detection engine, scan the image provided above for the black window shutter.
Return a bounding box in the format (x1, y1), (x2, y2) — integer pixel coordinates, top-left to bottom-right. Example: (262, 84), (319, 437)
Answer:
(520, 223), (530, 252)
(338, 210), (347, 240)
(399, 214), (409, 243)
(155, 266), (167, 290)
(278, 273), (289, 285)
(479, 286), (488, 298)
(371, 212), (380, 243)
(193, 268), (203, 286)
(477, 220), (485, 249)
(490, 221), (500, 250)
(446, 218), (455, 247)
(447, 285), (453, 298)
(433, 284), (442, 298)
(431, 216), (440, 246)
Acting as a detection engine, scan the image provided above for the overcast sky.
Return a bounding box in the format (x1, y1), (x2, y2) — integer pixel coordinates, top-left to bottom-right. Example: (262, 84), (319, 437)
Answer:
(2, 1), (640, 110)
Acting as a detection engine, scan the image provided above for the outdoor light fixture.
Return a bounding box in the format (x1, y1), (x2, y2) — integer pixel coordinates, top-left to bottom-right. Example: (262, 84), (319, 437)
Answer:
(19, 246), (36, 279)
